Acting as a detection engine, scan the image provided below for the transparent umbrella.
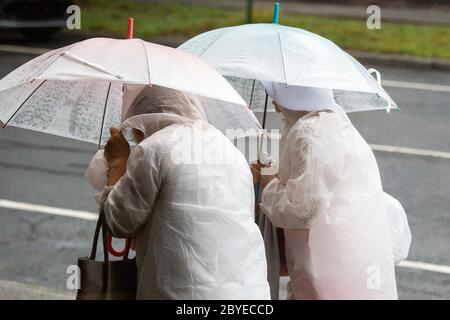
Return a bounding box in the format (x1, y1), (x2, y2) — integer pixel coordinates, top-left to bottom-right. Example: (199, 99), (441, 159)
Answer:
(0, 37), (261, 147)
(178, 21), (398, 118)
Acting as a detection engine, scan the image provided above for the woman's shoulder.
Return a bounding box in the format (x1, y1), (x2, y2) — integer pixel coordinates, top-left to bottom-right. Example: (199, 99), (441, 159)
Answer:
(135, 127), (176, 155)
(137, 122), (207, 154)
(289, 110), (345, 145)
(292, 112), (320, 137)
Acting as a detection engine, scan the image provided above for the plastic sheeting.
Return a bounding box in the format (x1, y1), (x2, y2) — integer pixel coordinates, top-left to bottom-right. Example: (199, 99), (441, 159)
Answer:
(260, 109), (400, 299)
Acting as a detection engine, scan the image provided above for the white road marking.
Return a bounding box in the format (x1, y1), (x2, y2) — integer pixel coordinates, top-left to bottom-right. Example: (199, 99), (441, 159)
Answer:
(382, 79), (450, 93)
(1, 198), (450, 275)
(398, 260), (450, 274)
(0, 199), (98, 221)
(0, 44), (50, 55)
(370, 144), (450, 159)
(0, 279), (74, 300)
(1, 44), (450, 93)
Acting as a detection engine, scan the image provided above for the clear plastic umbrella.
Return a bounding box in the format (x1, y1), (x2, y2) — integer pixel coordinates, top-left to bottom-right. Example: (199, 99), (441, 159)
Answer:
(178, 23), (398, 114)
(0, 37), (261, 146)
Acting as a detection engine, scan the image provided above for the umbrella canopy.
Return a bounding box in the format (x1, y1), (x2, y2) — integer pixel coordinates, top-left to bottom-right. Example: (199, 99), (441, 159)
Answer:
(0, 38), (261, 145)
(179, 23), (397, 113)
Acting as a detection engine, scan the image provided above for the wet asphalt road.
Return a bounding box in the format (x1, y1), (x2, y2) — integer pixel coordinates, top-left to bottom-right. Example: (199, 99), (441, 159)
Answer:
(0, 36), (449, 299)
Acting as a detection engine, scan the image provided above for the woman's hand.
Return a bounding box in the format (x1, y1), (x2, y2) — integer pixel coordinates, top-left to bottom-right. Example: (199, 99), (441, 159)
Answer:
(104, 127), (130, 186)
(104, 127), (130, 165)
(250, 161), (261, 184)
(251, 161), (278, 187)
(260, 172), (277, 188)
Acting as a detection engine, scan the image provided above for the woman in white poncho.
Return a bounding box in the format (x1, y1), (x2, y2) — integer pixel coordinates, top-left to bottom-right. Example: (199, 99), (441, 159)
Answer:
(100, 85), (270, 300)
(252, 83), (410, 300)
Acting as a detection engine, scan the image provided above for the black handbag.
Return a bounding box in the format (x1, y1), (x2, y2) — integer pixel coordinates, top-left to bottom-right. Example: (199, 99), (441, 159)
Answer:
(76, 209), (137, 300)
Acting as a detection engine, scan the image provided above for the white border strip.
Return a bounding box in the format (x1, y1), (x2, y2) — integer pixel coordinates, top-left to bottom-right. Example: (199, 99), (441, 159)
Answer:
(370, 144), (450, 159)
(382, 79), (450, 93)
(0, 199), (98, 221)
(398, 260), (450, 274)
(0, 44), (50, 55)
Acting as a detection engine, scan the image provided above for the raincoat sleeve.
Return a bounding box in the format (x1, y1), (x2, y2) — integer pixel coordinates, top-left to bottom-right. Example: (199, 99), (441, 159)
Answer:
(102, 144), (162, 238)
(384, 192), (412, 265)
(260, 123), (339, 229)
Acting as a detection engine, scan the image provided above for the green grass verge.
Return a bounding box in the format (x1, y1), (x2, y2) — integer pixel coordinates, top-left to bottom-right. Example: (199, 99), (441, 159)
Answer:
(73, 0), (450, 59)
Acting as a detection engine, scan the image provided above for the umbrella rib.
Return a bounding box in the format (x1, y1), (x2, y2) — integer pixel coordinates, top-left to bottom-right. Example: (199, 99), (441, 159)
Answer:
(276, 27), (288, 85)
(31, 44), (77, 81)
(139, 39), (152, 85)
(2, 80), (46, 128)
(97, 82), (112, 148)
(62, 52), (123, 80)
(197, 30), (229, 58)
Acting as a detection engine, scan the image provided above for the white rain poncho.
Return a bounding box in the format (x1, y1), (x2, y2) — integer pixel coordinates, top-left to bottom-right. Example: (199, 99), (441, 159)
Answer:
(260, 86), (409, 300)
(101, 85), (270, 300)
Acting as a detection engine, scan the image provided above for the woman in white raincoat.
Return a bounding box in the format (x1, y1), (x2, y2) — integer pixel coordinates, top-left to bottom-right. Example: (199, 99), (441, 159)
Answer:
(100, 85), (270, 300)
(253, 84), (409, 300)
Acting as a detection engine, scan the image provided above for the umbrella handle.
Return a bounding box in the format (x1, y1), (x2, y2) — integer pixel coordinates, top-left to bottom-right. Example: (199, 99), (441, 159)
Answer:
(368, 68), (392, 113)
(107, 234), (130, 257)
(368, 68), (382, 87)
(258, 92), (270, 163)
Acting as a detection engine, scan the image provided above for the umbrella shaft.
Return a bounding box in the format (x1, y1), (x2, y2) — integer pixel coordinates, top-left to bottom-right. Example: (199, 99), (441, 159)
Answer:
(262, 92), (268, 129)
(257, 92), (269, 162)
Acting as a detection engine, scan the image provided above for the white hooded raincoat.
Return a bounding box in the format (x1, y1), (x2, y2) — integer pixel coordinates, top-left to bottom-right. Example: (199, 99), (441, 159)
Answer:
(101, 85), (270, 300)
(260, 86), (407, 300)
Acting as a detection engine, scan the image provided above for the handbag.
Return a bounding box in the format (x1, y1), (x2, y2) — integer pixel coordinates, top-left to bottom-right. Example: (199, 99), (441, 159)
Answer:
(277, 228), (288, 277)
(76, 208), (137, 300)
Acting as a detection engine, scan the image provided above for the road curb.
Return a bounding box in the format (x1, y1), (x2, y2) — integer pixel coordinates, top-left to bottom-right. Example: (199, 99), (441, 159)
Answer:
(348, 50), (450, 71)
(145, 35), (450, 71)
(151, 36), (450, 71)
(7, 30), (450, 72)
(0, 279), (75, 300)
(175, 0), (450, 26)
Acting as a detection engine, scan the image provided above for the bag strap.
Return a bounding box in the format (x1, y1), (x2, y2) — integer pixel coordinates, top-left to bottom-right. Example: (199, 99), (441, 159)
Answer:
(89, 207), (131, 262)
(100, 210), (109, 263)
(89, 207), (109, 262)
(89, 211), (101, 260)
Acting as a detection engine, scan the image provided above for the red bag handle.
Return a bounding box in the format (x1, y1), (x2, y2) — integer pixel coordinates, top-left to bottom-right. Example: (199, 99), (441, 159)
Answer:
(107, 234), (130, 257)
